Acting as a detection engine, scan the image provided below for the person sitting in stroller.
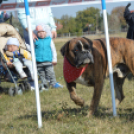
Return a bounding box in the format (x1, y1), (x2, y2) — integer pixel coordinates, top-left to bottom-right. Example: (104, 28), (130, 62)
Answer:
(3, 37), (33, 80)
(0, 23), (35, 95)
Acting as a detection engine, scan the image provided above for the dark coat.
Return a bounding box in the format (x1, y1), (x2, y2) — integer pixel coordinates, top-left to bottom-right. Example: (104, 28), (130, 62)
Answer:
(124, 7), (134, 39)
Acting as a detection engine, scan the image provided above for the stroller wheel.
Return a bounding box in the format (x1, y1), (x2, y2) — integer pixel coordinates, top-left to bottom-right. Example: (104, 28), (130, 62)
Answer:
(14, 87), (19, 95)
(24, 82), (31, 91)
(8, 87), (15, 96)
(19, 83), (25, 92)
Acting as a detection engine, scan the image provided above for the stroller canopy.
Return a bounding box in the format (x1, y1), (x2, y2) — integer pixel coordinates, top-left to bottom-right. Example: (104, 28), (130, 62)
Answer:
(0, 23), (26, 54)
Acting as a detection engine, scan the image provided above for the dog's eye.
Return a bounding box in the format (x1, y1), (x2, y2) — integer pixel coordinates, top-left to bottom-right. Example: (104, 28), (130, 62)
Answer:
(73, 50), (79, 53)
(84, 44), (90, 50)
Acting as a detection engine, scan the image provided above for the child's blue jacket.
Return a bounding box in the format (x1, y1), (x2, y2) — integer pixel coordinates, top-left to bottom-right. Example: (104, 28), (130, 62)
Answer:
(34, 36), (52, 62)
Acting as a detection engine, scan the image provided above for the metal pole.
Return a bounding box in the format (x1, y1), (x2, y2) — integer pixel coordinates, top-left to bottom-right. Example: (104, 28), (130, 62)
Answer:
(24, 0), (42, 128)
(101, 0), (117, 116)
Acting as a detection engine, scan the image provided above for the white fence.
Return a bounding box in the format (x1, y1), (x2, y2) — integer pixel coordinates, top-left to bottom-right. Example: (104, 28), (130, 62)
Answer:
(57, 29), (128, 38)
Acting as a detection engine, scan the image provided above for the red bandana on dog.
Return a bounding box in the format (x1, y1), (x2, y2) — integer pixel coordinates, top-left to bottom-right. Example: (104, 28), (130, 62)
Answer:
(63, 57), (88, 83)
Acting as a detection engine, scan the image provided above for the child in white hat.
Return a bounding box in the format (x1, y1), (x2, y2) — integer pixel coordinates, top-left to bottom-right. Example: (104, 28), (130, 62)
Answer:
(4, 37), (33, 80)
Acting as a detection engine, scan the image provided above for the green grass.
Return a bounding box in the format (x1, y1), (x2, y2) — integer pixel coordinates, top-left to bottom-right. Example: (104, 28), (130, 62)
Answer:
(1, 33), (134, 134)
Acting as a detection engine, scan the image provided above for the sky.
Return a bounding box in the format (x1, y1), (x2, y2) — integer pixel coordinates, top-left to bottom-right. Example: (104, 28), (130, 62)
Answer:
(51, 1), (134, 18)
(3, 0), (134, 19)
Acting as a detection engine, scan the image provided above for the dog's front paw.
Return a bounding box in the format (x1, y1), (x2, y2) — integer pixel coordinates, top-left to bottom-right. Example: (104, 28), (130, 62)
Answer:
(71, 95), (85, 107)
(87, 110), (94, 117)
(75, 97), (85, 107)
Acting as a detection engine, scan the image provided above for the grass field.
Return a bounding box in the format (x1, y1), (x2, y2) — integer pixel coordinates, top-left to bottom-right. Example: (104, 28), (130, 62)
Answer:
(1, 33), (134, 134)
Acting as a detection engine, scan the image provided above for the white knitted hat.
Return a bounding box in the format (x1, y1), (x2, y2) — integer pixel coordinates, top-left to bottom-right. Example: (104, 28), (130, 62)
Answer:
(35, 24), (52, 38)
(5, 37), (19, 50)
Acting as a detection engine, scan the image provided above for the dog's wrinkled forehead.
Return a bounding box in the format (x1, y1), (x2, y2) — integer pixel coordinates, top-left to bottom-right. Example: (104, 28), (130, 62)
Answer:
(69, 38), (89, 51)
(60, 37), (93, 56)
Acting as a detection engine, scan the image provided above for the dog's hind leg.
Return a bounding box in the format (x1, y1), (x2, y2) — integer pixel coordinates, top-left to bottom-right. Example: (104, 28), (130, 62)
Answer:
(67, 82), (85, 107)
(106, 73), (125, 114)
(113, 73), (125, 107)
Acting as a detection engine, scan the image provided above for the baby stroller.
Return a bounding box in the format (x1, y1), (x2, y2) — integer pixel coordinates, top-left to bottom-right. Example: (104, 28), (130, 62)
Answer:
(0, 23), (31, 96)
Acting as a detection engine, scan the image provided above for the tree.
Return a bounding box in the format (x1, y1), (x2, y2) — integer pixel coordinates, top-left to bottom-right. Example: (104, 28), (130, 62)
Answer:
(58, 15), (76, 34)
(68, 17), (76, 33)
(76, 7), (101, 32)
(57, 7), (102, 34)
(54, 17), (61, 25)
(111, 6), (126, 28)
(108, 14), (121, 33)
(100, 13), (111, 32)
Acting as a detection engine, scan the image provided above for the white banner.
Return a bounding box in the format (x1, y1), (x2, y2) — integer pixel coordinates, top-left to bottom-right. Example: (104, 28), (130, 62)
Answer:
(0, 0), (134, 11)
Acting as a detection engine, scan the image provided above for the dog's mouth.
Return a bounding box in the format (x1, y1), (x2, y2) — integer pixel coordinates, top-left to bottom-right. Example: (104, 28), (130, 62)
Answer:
(75, 51), (94, 68)
(76, 58), (93, 68)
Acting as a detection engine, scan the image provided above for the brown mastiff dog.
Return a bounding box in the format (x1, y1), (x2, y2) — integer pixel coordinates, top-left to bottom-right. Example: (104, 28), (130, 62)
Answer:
(60, 37), (133, 116)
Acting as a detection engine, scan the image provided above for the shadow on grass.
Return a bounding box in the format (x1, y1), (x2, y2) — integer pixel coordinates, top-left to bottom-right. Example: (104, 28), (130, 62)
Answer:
(94, 107), (134, 122)
(0, 86), (8, 94)
(17, 105), (134, 122)
(17, 105), (89, 121)
(117, 108), (134, 121)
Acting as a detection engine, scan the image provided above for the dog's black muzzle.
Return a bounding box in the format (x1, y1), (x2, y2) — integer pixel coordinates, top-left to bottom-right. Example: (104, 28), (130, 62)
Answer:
(75, 51), (94, 68)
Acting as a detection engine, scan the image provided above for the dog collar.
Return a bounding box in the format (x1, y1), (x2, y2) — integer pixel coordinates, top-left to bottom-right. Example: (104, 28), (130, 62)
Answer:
(63, 57), (88, 83)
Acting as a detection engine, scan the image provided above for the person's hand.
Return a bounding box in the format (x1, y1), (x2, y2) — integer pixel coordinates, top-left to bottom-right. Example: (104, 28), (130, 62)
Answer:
(32, 32), (38, 41)
(51, 31), (57, 39)
(52, 61), (57, 66)
(126, 3), (131, 8)
(7, 61), (14, 68)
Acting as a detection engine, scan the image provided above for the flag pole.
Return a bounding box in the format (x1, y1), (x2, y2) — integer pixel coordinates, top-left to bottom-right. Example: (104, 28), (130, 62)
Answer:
(101, 0), (117, 116)
(24, 0), (42, 128)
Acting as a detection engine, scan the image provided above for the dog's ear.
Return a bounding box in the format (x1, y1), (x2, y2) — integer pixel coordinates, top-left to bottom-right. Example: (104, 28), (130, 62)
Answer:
(60, 40), (70, 56)
(82, 37), (93, 48)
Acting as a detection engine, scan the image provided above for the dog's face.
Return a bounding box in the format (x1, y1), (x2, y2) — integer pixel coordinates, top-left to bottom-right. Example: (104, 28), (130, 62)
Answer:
(61, 37), (94, 68)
